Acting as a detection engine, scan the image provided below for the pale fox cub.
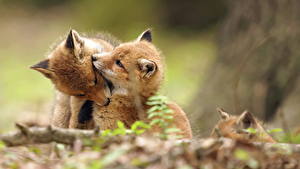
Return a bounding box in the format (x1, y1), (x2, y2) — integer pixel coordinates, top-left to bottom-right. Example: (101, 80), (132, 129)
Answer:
(92, 30), (193, 139)
(211, 108), (276, 142)
(31, 30), (117, 128)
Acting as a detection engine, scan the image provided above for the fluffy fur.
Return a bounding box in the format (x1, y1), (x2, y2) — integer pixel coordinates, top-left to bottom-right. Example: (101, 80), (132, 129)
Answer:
(31, 30), (118, 128)
(211, 109), (276, 143)
(92, 30), (193, 139)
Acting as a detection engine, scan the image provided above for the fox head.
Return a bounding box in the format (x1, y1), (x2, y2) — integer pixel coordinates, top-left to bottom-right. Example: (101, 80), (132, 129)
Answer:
(92, 29), (164, 98)
(211, 108), (276, 143)
(31, 29), (113, 106)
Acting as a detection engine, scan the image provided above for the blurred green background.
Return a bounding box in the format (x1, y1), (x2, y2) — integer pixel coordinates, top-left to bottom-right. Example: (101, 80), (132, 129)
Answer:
(1, 0), (299, 136)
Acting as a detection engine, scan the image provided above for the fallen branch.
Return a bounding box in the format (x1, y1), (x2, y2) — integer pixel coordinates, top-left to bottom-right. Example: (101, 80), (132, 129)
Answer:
(0, 123), (99, 146)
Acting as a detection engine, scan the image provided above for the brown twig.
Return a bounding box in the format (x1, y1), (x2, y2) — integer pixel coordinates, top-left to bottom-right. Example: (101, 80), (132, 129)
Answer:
(0, 123), (99, 147)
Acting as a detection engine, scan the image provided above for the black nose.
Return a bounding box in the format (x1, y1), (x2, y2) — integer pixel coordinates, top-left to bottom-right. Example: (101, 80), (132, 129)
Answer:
(92, 55), (97, 62)
(146, 64), (154, 72)
(103, 98), (111, 106)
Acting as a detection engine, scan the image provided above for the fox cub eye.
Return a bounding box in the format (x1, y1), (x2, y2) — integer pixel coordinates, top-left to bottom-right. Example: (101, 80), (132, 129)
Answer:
(115, 60), (124, 68)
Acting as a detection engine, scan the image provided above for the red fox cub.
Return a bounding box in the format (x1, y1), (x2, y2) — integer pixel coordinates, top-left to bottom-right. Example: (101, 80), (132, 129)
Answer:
(92, 30), (193, 139)
(211, 108), (276, 143)
(31, 30), (117, 128)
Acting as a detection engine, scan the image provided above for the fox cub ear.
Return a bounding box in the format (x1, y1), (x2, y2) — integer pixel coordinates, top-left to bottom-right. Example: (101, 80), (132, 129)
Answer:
(138, 58), (156, 78)
(137, 29), (152, 42)
(66, 29), (84, 60)
(237, 111), (256, 129)
(30, 59), (54, 79)
(217, 108), (230, 120)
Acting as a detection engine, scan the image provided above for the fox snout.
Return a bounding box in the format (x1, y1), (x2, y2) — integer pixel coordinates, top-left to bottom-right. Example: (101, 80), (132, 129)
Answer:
(90, 94), (111, 107)
(92, 53), (105, 70)
(92, 52), (111, 61)
(100, 98), (110, 106)
(91, 55), (98, 62)
(92, 53), (117, 79)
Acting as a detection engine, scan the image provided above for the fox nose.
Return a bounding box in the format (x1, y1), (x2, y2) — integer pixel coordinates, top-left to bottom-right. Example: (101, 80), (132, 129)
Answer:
(103, 98), (111, 106)
(96, 98), (110, 106)
(92, 55), (97, 62)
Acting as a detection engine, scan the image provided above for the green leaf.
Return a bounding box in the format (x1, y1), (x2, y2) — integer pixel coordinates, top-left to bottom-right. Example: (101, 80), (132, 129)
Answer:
(148, 95), (168, 101)
(148, 95), (160, 101)
(130, 121), (150, 135)
(112, 128), (126, 136)
(89, 160), (103, 169)
(29, 146), (42, 155)
(234, 148), (250, 161)
(117, 121), (125, 130)
(162, 115), (173, 120)
(0, 141), (5, 151)
(148, 112), (164, 118)
(131, 158), (149, 167)
(147, 106), (160, 113)
(135, 129), (147, 135)
(244, 128), (257, 134)
(146, 101), (162, 106)
(158, 104), (168, 110)
(267, 128), (283, 133)
(131, 121), (150, 131)
(165, 128), (182, 134)
(150, 119), (164, 126)
(164, 109), (174, 114)
(101, 129), (112, 137)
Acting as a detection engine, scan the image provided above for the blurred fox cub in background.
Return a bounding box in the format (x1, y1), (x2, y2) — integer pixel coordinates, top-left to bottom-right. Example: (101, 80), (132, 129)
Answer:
(92, 30), (192, 139)
(211, 108), (276, 143)
(31, 29), (118, 128)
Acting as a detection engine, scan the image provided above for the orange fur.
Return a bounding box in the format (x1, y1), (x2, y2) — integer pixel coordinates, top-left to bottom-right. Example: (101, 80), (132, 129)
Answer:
(31, 30), (117, 128)
(211, 109), (276, 143)
(92, 30), (192, 139)
(31, 30), (115, 105)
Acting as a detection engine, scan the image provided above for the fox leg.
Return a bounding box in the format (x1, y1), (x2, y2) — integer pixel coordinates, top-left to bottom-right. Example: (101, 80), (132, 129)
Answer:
(76, 100), (95, 129)
(69, 97), (95, 129)
(51, 90), (71, 128)
(69, 96), (85, 128)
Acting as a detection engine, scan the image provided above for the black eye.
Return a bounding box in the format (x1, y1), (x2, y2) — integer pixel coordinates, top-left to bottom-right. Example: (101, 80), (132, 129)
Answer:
(115, 60), (124, 68)
(76, 94), (86, 97)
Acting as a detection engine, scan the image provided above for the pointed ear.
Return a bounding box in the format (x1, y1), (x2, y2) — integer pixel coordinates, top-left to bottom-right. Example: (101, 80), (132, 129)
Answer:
(217, 108), (230, 120)
(66, 29), (84, 59)
(30, 59), (54, 79)
(237, 111), (256, 129)
(66, 29), (83, 49)
(136, 29), (152, 42)
(138, 58), (156, 78)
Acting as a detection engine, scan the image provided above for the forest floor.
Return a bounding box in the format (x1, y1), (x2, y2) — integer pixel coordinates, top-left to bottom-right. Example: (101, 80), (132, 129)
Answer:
(1, 126), (300, 169)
